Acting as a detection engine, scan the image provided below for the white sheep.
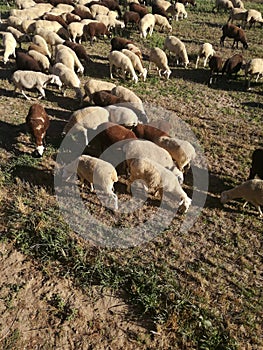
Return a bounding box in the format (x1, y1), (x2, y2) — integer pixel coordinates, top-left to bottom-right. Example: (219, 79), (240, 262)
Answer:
(32, 35), (51, 58)
(213, 0), (234, 12)
(7, 16), (23, 30)
(155, 136), (196, 172)
(126, 43), (143, 62)
(221, 179), (263, 217)
(245, 9), (263, 28)
(154, 14), (172, 33)
(28, 50), (51, 72)
(6, 26), (30, 46)
(55, 45), (84, 74)
(15, 0), (36, 9)
(108, 50), (139, 84)
(12, 70), (62, 100)
(139, 13), (156, 39)
(174, 3), (187, 21)
(127, 157), (191, 213)
(149, 47), (171, 79)
(21, 19), (36, 34)
(245, 58), (263, 90)
(2, 32), (17, 64)
(62, 155), (119, 210)
(154, 0), (172, 11)
(121, 48), (147, 81)
(90, 4), (110, 18)
(33, 20), (69, 39)
(105, 105), (138, 127)
(164, 35), (189, 68)
(50, 4), (74, 15)
(83, 78), (116, 102)
(63, 106), (110, 145)
(35, 28), (65, 48)
(195, 43), (215, 69)
(67, 22), (86, 43)
(52, 62), (83, 101)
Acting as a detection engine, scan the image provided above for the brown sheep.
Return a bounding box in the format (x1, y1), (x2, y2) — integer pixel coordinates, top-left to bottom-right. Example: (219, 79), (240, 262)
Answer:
(110, 36), (134, 51)
(16, 50), (42, 72)
(123, 11), (141, 28)
(222, 53), (244, 79)
(248, 149), (263, 180)
(84, 22), (111, 45)
(92, 90), (123, 107)
(129, 2), (149, 18)
(220, 23), (248, 49)
(28, 44), (50, 58)
(42, 13), (68, 29)
(208, 55), (223, 86)
(101, 0), (122, 18)
(133, 123), (170, 141)
(64, 40), (92, 64)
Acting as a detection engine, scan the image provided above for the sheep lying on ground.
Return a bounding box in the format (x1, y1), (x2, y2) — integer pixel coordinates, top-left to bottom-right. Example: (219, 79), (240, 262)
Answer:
(83, 78), (116, 102)
(208, 55), (223, 86)
(62, 155), (119, 210)
(106, 105), (138, 127)
(149, 47), (171, 79)
(121, 48), (147, 81)
(2, 32), (17, 64)
(220, 23), (248, 49)
(26, 103), (50, 157)
(245, 58), (263, 90)
(127, 157), (191, 213)
(221, 179), (263, 217)
(12, 70), (62, 100)
(139, 13), (156, 38)
(28, 49), (51, 72)
(195, 43), (215, 69)
(248, 149), (263, 180)
(222, 53), (243, 79)
(164, 35), (189, 68)
(108, 50), (139, 83)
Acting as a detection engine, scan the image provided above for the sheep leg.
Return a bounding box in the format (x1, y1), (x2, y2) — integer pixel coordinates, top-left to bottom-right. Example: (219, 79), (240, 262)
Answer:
(37, 86), (46, 100)
(195, 56), (200, 69)
(257, 206), (263, 217)
(21, 89), (31, 100)
(109, 63), (114, 79)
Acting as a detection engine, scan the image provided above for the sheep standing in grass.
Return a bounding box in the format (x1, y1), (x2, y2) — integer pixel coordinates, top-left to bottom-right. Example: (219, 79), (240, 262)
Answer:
(15, 51), (42, 72)
(55, 45), (84, 74)
(222, 53), (244, 80)
(83, 22), (112, 45)
(83, 78), (116, 102)
(108, 51), (139, 83)
(245, 9), (263, 28)
(248, 149), (263, 180)
(12, 70), (62, 100)
(62, 155), (119, 210)
(121, 49), (147, 81)
(139, 13), (156, 38)
(208, 55), (223, 86)
(149, 47), (171, 79)
(127, 158), (191, 213)
(2, 32), (17, 64)
(28, 50), (51, 72)
(154, 14), (172, 33)
(195, 43), (215, 69)
(227, 7), (247, 26)
(220, 23), (248, 49)
(174, 2), (187, 21)
(245, 58), (263, 90)
(164, 35), (189, 68)
(26, 103), (50, 157)
(32, 34), (51, 58)
(221, 179), (263, 217)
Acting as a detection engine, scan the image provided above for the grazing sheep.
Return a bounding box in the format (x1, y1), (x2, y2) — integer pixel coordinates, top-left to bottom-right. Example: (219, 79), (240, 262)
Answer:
(7, 16), (23, 30)
(52, 63), (83, 101)
(63, 41), (92, 66)
(222, 53), (243, 79)
(245, 58), (263, 90)
(126, 43), (143, 62)
(15, 51), (42, 72)
(62, 12), (81, 25)
(248, 149), (263, 180)
(155, 136), (196, 172)
(62, 155), (119, 210)
(127, 158), (191, 212)
(174, 2), (187, 21)
(83, 22), (111, 45)
(195, 43), (215, 69)
(20, 19), (36, 35)
(227, 7), (247, 26)
(108, 50), (139, 83)
(230, 0), (244, 9)
(63, 106), (110, 145)
(213, 0), (234, 13)
(110, 36), (134, 51)
(123, 11), (141, 28)
(220, 23), (248, 49)
(35, 28), (65, 47)
(121, 48), (147, 81)
(32, 34), (51, 58)
(67, 22), (87, 43)
(152, 4), (169, 20)
(2, 32), (17, 64)
(28, 50), (51, 72)
(55, 45), (85, 74)
(139, 13), (156, 38)
(154, 14), (172, 33)
(129, 2), (148, 18)
(90, 4), (110, 17)
(208, 55), (223, 86)
(26, 103), (50, 157)
(164, 35), (189, 68)
(43, 13), (68, 29)
(154, 0), (173, 11)
(176, 0), (196, 6)
(33, 20), (69, 40)
(28, 44), (50, 59)
(12, 70), (62, 100)
(50, 0), (75, 6)
(221, 179), (263, 217)
(15, 0), (36, 9)
(106, 105), (138, 127)
(149, 47), (171, 79)
(6, 26), (30, 47)
(245, 9), (263, 29)
(73, 4), (94, 19)
(92, 90), (123, 106)
(83, 78), (116, 102)
(50, 3), (74, 15)
(100, 0), (122, 18)
(133, 123), (169, 140)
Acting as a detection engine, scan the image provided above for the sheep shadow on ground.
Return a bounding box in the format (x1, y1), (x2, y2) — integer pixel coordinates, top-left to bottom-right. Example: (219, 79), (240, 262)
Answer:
(241, 101), (263, 109)
(84, 60), (110, 80)
(45, 107), (72, 122)
(12, 165), (54, 191)
(0, 120), (26, 155)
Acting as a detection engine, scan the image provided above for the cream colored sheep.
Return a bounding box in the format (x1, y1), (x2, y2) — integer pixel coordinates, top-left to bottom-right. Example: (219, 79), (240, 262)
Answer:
(174, 3), (187, 21)
(7, 26), (30, 45)
(221, 179), (263, 217)
(195, 43), (215, 68)
(2, 32), (17, 64)
(83, 78), (116, 102)
(15, 0), (36, 10)
(21, 19), (36, 34)
(67, 22), (86, 43)
(90, 4), (110, 17)
(33, 20), (69, 39)
(245, 58), (263, 90)
(230, 0), (244, 9)
(154, 14), (172, 33)
(121, 48), (147, 81)
(55, 45), (84, 74)
(213, 0), (234, 12)
(32, 34), (51, 58)
(153, 0), (171, 11)
(106, 105), (138, 127)
(164, 36), (189, 68)
(62, 155), (118, 210)
(28, 50), (51, 72)
(35, 29), (65, 47)
(108, 51), (139, 84)
(139, 13), (156, 38)
(245, 9), (263, 28)
(149, 47), (171, 79)
(50, 4), (74, 15)
(7, 16), (22, 30)
(126, 43), (143, 62)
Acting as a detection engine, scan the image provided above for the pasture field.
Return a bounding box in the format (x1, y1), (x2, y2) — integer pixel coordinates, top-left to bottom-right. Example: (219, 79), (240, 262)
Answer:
(0, 0), (262, 348)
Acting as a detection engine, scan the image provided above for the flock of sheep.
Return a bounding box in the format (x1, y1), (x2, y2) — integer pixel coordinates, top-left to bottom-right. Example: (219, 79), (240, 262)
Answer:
(0, 0), (262, 217)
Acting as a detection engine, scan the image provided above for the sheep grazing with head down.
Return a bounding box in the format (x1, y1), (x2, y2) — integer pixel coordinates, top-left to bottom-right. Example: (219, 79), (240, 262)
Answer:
(149, 47), (171, 79)
(208, 55), (223, 86)
(123, 11), (141, 28)
(221, 179), (263, 217)
(2, 32), (17, 64)
(195, 43), (215, 69)
(26, 103), (50, 157)
(220, 23), (248, 49)
(164, 35), (189, 68)
(83, 78), (116, 103)
(245, 58), (263, 90)
(121, 48), (147, 81)
(106, 105), (138, 128)
(222, 53), (244, 80)
(248, 149), (263, 180)
(92, 90), (123, 107)
(108, 50), (139, 83)
(139, 13), (156, 38)
(83, 22), (111, 45)
(62, 155), (119, 210)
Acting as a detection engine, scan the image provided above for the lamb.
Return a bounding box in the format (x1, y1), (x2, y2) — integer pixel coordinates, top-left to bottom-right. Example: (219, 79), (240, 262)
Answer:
(108, 50), (139, 83)
(83, 78), (116, 102)
(32, 34), (51, 58)
(220, 23), (248, 49)
(222, 53), (244, 79)
(2, 32), (17, 64)
(163, 36), (189, 68)
(155, 136), (196, 172)
(174, 2), (187, 21)
(62, 155), (119, 210)
(121, 48), (147, 81)
(221, 179), (263, 217)
(127, 158), (191, 213)
(245, 58), (263, 90)
(129, 2), (149, 18)
(149, 47), (172, 79)
(63, 106), (110, 145)
(28, 50), (51, 72)
(245, 9), (263, 29)
(12, 70), (62, 100)
(55, 45), (85, 74)
(227, 7), (247, 26)
(26, 103), (50, 157)
(208, 55), (223, 86)
(154, 14), (172, 33)
(106, 105), (138, 127)
(139, 13), (156, 38)
(248, 149), (263, 180)
(83, 22), (111, 45)
(195, 43), (215, 69)
(213, 0), (234, 13)
(15, 51), (42, 72)
(123, 11), (141, 28)
(92, 90), (123, 106)
(52, 62), (83, 102)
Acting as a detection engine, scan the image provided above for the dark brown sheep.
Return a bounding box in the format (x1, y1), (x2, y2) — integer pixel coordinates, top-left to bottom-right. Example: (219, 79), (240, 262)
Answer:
(208, 55), (223, 86)
(63, 13), (81, 24)
(110, 36), (134, 51)
(72, 5), (94, 20)
(92, 90), (123, 107)
(129, 2), (149, 18)
(152, 4), (169, 19)
(84, 22), (111, 45)
(248, 149), (263, 180)
(101, 0), (122, 18)
(26, 103), (50, 157)
(123, 11), (141, 28)
(220, 23), (248, 49)
(222, 53), (244, 79)
(42, 13), (68, 29)
(16, 51), (42, 72)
